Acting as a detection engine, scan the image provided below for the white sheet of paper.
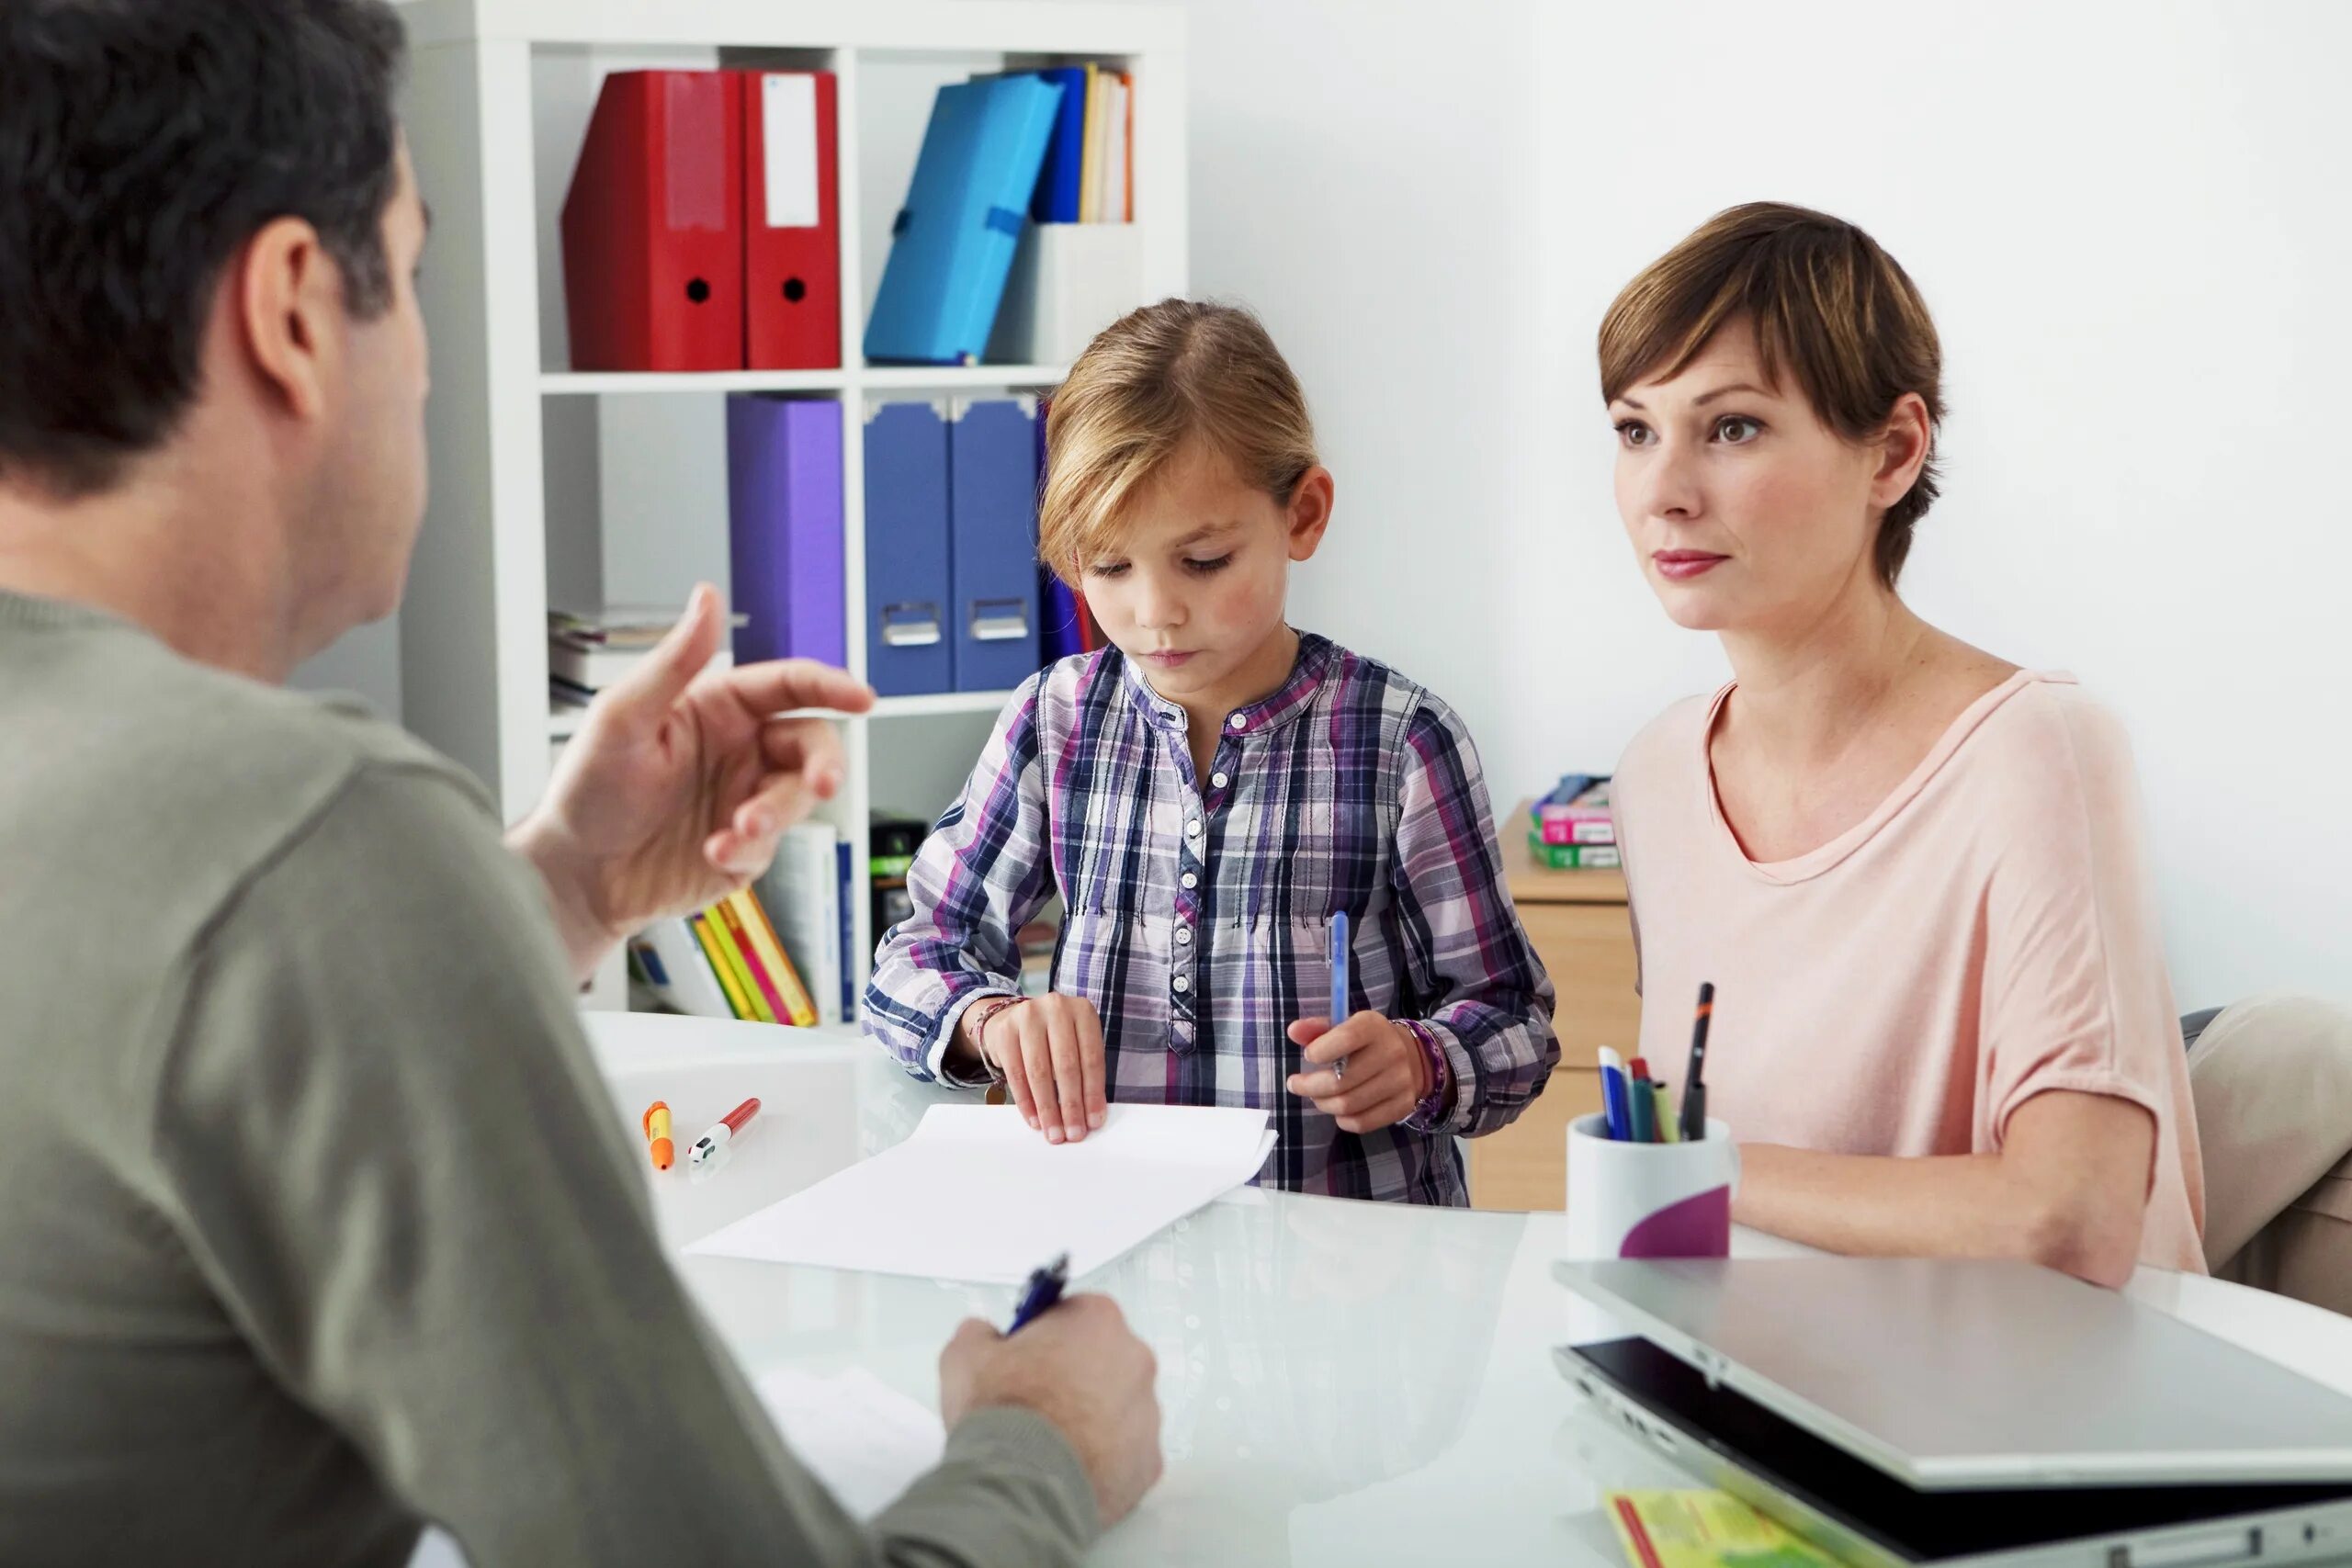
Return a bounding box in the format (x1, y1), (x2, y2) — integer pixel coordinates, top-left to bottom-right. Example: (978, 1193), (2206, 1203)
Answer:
(687, 1103), (1274, 1282)
(755, 1367), (944, 1519)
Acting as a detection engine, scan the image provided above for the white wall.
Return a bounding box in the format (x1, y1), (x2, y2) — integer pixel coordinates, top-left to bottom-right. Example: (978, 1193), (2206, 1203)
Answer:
(1171, 0), (1546, 810)
(1509, 0), (2352, 1006)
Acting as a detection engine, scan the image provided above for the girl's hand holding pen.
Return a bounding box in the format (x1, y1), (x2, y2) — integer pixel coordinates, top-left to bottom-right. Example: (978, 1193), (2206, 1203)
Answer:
(1285, 1012), (1432, 1133)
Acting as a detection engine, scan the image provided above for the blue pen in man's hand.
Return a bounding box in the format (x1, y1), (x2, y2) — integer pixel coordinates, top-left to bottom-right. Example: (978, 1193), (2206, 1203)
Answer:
(1329, 911), (1350, 1083)
(1008, 1251), (1071, 1334)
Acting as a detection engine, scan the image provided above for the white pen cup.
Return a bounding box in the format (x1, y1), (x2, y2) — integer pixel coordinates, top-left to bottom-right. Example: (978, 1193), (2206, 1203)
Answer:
(1563, 1113), (1739, 1261)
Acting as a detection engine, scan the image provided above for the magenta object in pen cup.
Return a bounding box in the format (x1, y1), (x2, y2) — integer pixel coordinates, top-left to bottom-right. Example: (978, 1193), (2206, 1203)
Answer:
(1564, 1114), (1739, 1259)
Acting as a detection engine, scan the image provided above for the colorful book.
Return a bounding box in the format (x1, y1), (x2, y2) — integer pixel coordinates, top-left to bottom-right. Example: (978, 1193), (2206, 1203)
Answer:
(1535, 816), (1617, 847)
(1076, 62), (1101, 222)
(834, 838), (857, 1022)
(1532, 775), (1615, 845)
(1527, 834), (1623, 871)
(713, 894), (791, 1024)
(729, 888), (820, 1027)
(1603, 1491), (1842, 1568)
(632, 918), (733, 1019)
(756, 824), (844, 1025)
(691, 911), (759, 1021)
(1532, 784), (1612, 823)
(1536, 772), (1609, 807)
(1027, 67), (1089, 222)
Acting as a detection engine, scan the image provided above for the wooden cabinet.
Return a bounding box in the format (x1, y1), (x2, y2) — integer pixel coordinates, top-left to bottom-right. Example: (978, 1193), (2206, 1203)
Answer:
(1466, 802), (1642, 1212)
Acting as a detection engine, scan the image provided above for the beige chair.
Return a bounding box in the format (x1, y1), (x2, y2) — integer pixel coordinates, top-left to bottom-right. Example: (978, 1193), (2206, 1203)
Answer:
(2187, 995), (2352, 1315)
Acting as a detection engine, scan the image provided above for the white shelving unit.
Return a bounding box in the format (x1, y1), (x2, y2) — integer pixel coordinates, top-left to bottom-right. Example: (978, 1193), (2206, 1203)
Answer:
(395, 0), (1187, 1010)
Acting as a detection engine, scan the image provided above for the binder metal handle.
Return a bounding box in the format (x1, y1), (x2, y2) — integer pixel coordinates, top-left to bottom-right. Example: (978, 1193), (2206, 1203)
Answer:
(880, 602), (943, 649)
(969, 598), (1032, 643)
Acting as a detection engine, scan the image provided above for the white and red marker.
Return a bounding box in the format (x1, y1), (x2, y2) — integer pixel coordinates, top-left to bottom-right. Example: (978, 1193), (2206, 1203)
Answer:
(687, 1097), (763, 1168)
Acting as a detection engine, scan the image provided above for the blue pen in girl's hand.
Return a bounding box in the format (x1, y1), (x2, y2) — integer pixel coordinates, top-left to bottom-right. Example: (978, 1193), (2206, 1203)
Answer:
(1008, 1252), (1071, 1334)
(1329, 911), (1350, 1083)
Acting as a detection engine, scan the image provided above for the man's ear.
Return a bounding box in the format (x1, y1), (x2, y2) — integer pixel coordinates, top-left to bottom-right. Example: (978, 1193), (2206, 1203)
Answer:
(1285, 466), (1335, 563)
(234, 216), (345, 423)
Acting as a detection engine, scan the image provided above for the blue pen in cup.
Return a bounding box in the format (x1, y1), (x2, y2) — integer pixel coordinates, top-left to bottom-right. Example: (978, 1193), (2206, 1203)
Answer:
(1008, 1251), (1070, 1334)
(1597, 1046), (1635, 1142)
(1329, 910), (1350, 1083)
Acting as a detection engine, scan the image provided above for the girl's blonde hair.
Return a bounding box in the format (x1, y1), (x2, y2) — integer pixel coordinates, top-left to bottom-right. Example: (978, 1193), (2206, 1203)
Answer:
(1039, 299), (1318, 584)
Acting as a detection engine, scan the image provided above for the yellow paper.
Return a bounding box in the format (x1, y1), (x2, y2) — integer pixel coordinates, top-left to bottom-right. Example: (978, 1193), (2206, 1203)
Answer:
(1604, 1491), (1847, 1568)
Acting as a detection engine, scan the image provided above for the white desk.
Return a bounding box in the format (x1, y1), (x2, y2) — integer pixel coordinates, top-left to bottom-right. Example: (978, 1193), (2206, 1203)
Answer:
(582, 1012), (2352, 1566)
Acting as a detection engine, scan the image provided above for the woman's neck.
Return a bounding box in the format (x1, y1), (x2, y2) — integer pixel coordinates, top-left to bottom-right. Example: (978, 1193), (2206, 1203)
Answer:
(1716, 579), (1932, 769)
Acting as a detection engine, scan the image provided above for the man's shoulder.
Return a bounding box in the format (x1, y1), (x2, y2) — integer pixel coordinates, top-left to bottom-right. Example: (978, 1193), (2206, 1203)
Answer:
(0, 618), (499, 955)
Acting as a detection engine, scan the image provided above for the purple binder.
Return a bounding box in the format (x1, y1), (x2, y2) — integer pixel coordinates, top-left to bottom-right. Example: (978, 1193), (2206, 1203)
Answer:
(729, 396), (846, 668)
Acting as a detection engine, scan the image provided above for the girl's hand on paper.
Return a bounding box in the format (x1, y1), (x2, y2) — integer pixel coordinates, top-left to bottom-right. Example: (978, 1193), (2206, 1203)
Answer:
(973, 992), (1108, 1145)
(1285, 1012), (1431, 1133)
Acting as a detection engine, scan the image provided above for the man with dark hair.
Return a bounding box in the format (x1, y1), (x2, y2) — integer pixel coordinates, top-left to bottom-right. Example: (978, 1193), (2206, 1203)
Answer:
(0, 4), (1160, 1564)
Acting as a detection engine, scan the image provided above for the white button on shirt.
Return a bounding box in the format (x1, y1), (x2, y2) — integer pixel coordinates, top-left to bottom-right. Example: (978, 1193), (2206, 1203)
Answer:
(1181, 872), (1198, 889)
(1211, 772), (1229, 788)
(1228, 714), (1248, 731)
(1185, 819), (1202, 838)
(1173, 976), (1191, 993)
(1177, 927), (1193, 945)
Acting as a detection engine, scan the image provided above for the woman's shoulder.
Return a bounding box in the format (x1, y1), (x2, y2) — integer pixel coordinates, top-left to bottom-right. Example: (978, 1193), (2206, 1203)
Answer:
(1941, 673), (2153, 861)
(1966, 672), (2140, 778)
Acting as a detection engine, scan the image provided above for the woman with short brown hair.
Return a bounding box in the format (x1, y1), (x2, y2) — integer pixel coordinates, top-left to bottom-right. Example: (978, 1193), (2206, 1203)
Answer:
(1604, 202), (2204, 1284)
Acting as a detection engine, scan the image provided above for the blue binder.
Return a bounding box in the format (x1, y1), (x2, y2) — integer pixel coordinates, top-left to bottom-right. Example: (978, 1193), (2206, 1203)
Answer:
(865, 75), (1065, 365)
(864, 401), (953, 696)
(1029, 68), (1089, 222)
(949, 398), (1043, 692)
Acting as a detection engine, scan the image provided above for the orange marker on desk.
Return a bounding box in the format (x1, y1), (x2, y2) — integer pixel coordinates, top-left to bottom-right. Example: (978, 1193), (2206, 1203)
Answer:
(689, 1097), (762, 1168)
(641, 1100), (674, 1170)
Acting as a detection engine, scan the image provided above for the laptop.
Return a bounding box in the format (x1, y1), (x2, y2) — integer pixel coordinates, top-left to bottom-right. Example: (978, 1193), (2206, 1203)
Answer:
(1552, 1258), (2352, 1568)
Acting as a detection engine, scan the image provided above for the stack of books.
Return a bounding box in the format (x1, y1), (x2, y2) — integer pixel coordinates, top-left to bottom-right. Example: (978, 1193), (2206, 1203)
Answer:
(548, 606), (741, 716)
(1529, 773), (1619, 870)
(629, 886), (820, 1027)
(1026, 63), (1135, 226)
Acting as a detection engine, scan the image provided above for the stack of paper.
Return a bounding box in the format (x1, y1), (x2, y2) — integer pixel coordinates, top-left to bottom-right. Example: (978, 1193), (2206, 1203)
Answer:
(756, 1367), (944, 1519)
(688, 1103), (1275, 1283)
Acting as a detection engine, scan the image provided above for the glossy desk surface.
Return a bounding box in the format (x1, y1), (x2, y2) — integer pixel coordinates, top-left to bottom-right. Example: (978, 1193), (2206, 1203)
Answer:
(588, 1012), (2352, 1565)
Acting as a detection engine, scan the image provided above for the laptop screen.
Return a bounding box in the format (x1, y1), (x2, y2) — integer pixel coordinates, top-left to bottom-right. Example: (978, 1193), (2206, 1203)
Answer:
(1571, 1338), (2352, 1564)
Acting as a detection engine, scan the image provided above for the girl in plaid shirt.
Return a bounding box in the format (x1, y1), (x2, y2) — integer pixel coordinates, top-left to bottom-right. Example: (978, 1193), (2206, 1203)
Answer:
(865, 301), (1556, 1204)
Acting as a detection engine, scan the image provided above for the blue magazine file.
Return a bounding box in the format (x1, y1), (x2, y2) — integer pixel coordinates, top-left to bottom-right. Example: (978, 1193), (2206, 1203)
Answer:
(864, 401), (954, 695)
(865, 74), (1066, 365)
(948, 398), (1043, 692)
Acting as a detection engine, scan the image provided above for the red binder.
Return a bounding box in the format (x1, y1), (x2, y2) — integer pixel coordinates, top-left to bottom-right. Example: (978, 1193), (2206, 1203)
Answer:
(741, 70), (842, 370)
(560, 70), (745, 372)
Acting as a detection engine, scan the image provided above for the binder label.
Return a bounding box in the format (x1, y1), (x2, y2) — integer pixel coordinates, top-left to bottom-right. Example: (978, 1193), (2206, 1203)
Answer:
(663, 72), (729, 232)
(762, 73), (820, 230)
